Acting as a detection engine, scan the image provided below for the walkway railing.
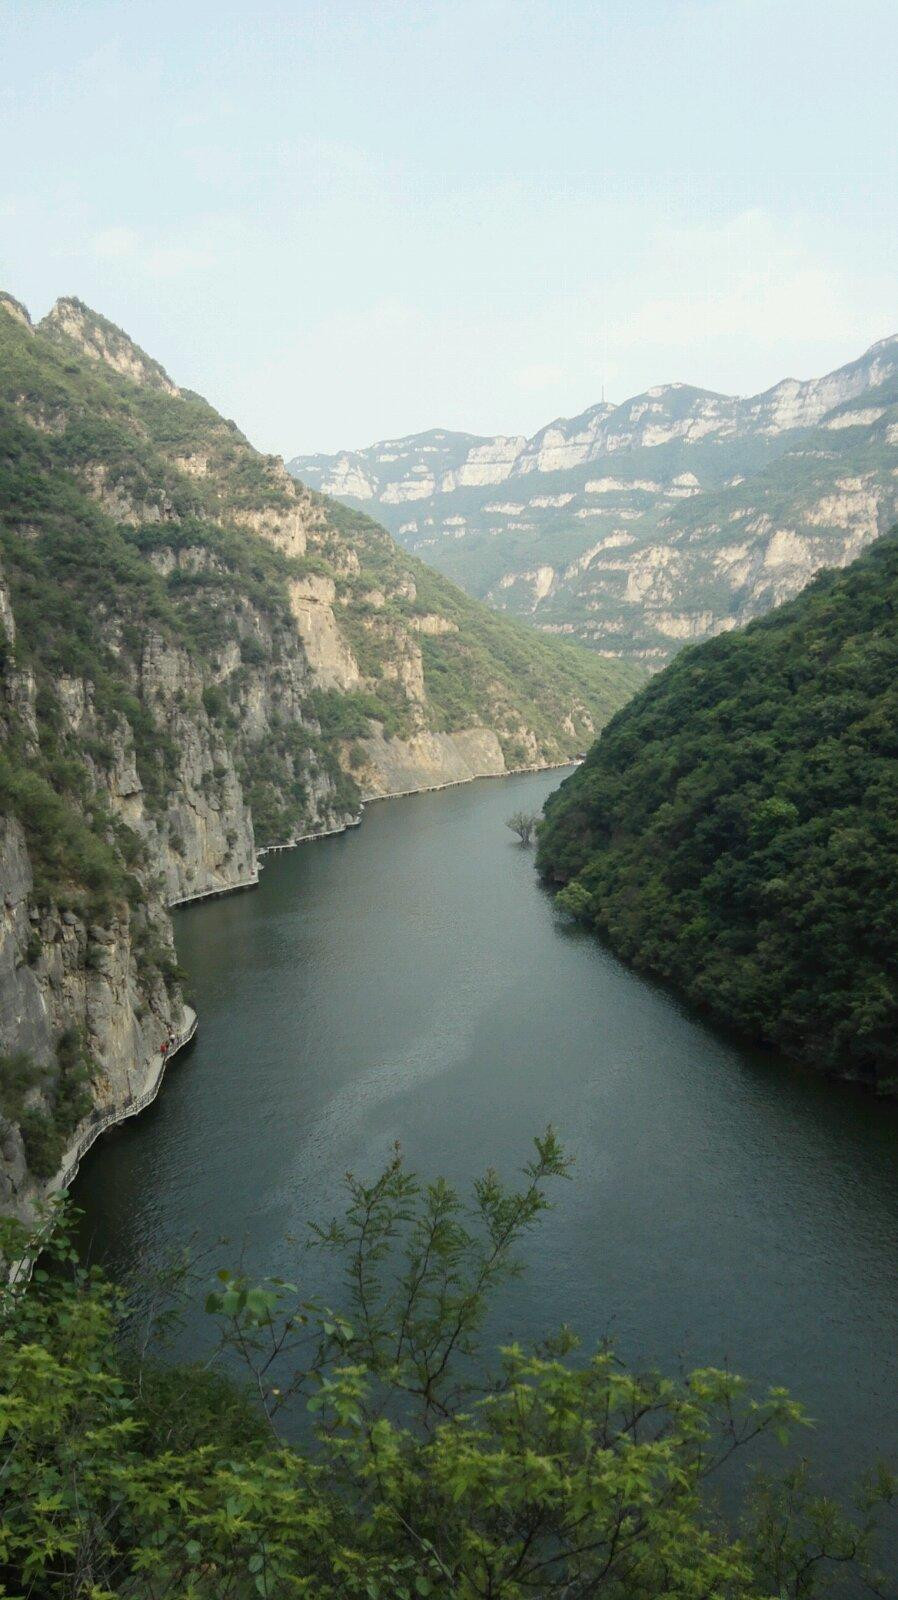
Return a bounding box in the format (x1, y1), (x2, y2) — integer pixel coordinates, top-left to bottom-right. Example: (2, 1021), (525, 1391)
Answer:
(51, 1009), (198, 1194)
(167, 873), (259, 909)
(258, 814), (362, 855)
(167, 814), (363, 898)
(8, 1011), (198, 1286)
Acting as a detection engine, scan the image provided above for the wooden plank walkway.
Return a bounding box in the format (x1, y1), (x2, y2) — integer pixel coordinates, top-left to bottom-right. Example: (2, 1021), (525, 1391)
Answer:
(50, 1007), (199, 1196)
(167, 874), (260, 909)
(8, 1009), (198, 1286)
(166, 814), (363, 904)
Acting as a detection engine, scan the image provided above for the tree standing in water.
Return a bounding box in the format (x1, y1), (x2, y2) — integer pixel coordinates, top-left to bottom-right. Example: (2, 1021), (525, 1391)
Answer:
(506, 810), (540, 845)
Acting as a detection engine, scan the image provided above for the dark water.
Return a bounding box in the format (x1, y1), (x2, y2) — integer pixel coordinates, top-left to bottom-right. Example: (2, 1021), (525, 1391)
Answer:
(74, 768), (898, 1500)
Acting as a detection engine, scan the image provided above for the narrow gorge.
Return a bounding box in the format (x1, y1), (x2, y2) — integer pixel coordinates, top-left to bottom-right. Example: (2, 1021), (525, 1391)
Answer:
(0, 292), (640, 1228)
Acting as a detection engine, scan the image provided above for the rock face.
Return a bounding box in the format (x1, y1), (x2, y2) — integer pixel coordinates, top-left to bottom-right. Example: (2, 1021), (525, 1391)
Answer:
(358, 727), (505, 798)
(290, 335), (898, 662)
(288, 575), (362, 692)
(43, 296), (180, 395)
(0, 815), (183, 1228)
(0, 292), (640, 1223)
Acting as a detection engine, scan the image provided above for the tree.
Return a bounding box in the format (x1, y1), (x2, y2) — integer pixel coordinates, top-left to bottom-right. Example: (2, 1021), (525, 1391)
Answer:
(506, 810), (540, 845)
(0, 1141), (894, 1598)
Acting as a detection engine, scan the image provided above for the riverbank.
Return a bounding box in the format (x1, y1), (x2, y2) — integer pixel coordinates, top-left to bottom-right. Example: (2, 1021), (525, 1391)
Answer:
(72, 765), (898, 1532)
(8, 1006), (197, 1285)
(50, 1007), (198, 1199)
(258, 814), (364, 857)
(359, 756), (579, 805)
(6, 755), (575, 1245)
(163, 754), (579, 908)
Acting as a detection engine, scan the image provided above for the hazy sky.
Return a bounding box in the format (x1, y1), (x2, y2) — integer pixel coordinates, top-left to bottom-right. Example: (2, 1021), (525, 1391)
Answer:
(2, 0), (897, 456)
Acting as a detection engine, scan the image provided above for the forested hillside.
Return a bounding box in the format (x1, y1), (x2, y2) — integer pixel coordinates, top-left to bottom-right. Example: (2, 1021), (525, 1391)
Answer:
(537, 532), (898, 1088)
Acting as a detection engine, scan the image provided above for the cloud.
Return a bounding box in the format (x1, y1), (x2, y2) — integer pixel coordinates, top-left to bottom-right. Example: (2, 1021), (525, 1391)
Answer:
(88, 222), (220, 280)
(600, 210), (895, 381)
(516, 362), (565, 394)
(91, 226), (140, 261)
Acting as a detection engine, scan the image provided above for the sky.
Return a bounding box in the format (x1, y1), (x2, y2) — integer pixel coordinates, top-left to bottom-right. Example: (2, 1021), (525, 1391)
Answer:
(2, 0), (897, 457)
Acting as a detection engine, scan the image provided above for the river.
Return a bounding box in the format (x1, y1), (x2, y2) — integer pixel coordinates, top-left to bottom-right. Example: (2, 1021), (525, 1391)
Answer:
(74, 767), (898, 1504)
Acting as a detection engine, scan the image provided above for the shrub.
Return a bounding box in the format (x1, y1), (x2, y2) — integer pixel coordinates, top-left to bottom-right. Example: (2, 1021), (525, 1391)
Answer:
(0, 1145), (893, 1597)
(19, 1107), (64, 1178)
(201, 684), (228, 721)
(0, 1053), (42, 1121)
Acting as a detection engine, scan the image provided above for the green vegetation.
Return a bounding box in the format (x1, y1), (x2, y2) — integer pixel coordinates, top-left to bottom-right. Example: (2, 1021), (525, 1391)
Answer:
(0, 1052), (43, 1124)
(0, 1140), (893, 1598)
(310, 687), (399, 741)
(239, 723), (361, 847)
(537, 532), (898, 1087)
(0, 1031), (93, 1179)
(0, 747), (133, 916)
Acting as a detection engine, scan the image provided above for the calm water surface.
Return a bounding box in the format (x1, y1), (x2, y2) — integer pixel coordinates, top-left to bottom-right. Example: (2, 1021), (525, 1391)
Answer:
(74, 768), (898, 1497)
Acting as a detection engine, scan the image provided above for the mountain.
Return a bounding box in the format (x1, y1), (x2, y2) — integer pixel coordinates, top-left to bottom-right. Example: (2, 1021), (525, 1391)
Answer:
(536, 530), (898, 1090)
(289, 337), (898, 663)
(0, 292), (641, 1224)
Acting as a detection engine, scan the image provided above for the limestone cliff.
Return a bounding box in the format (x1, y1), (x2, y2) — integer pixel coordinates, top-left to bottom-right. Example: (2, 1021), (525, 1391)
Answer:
(290, 336), (898, 662)
(0, 292), (640, 1220)
(0, 817), (184, 1229)
(357, 727), (506, 799)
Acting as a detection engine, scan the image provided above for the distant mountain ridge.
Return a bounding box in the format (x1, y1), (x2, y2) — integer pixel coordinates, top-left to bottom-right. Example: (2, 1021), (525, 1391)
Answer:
(289, 336), (898, 662)
(291, 337), (898, 499)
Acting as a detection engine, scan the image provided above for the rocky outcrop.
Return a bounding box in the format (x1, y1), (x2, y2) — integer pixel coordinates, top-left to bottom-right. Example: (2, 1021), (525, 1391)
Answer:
(0, 818), (184, 1230)
(232, 501), (309, 560)
(0, 824), (51, 1069)
(42, 297), (179, 394)
(357, 727), (506, 798)
(408, 613), (458, 636)
(288, 575), (361, 692)
(0, 294), (32, 333)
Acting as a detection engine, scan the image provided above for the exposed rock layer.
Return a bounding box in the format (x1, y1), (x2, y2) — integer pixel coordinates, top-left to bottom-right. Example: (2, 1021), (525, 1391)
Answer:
(0, 293), (639, 1222)
(358, 727), (505, 797)
(290, 336), (898, 662)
